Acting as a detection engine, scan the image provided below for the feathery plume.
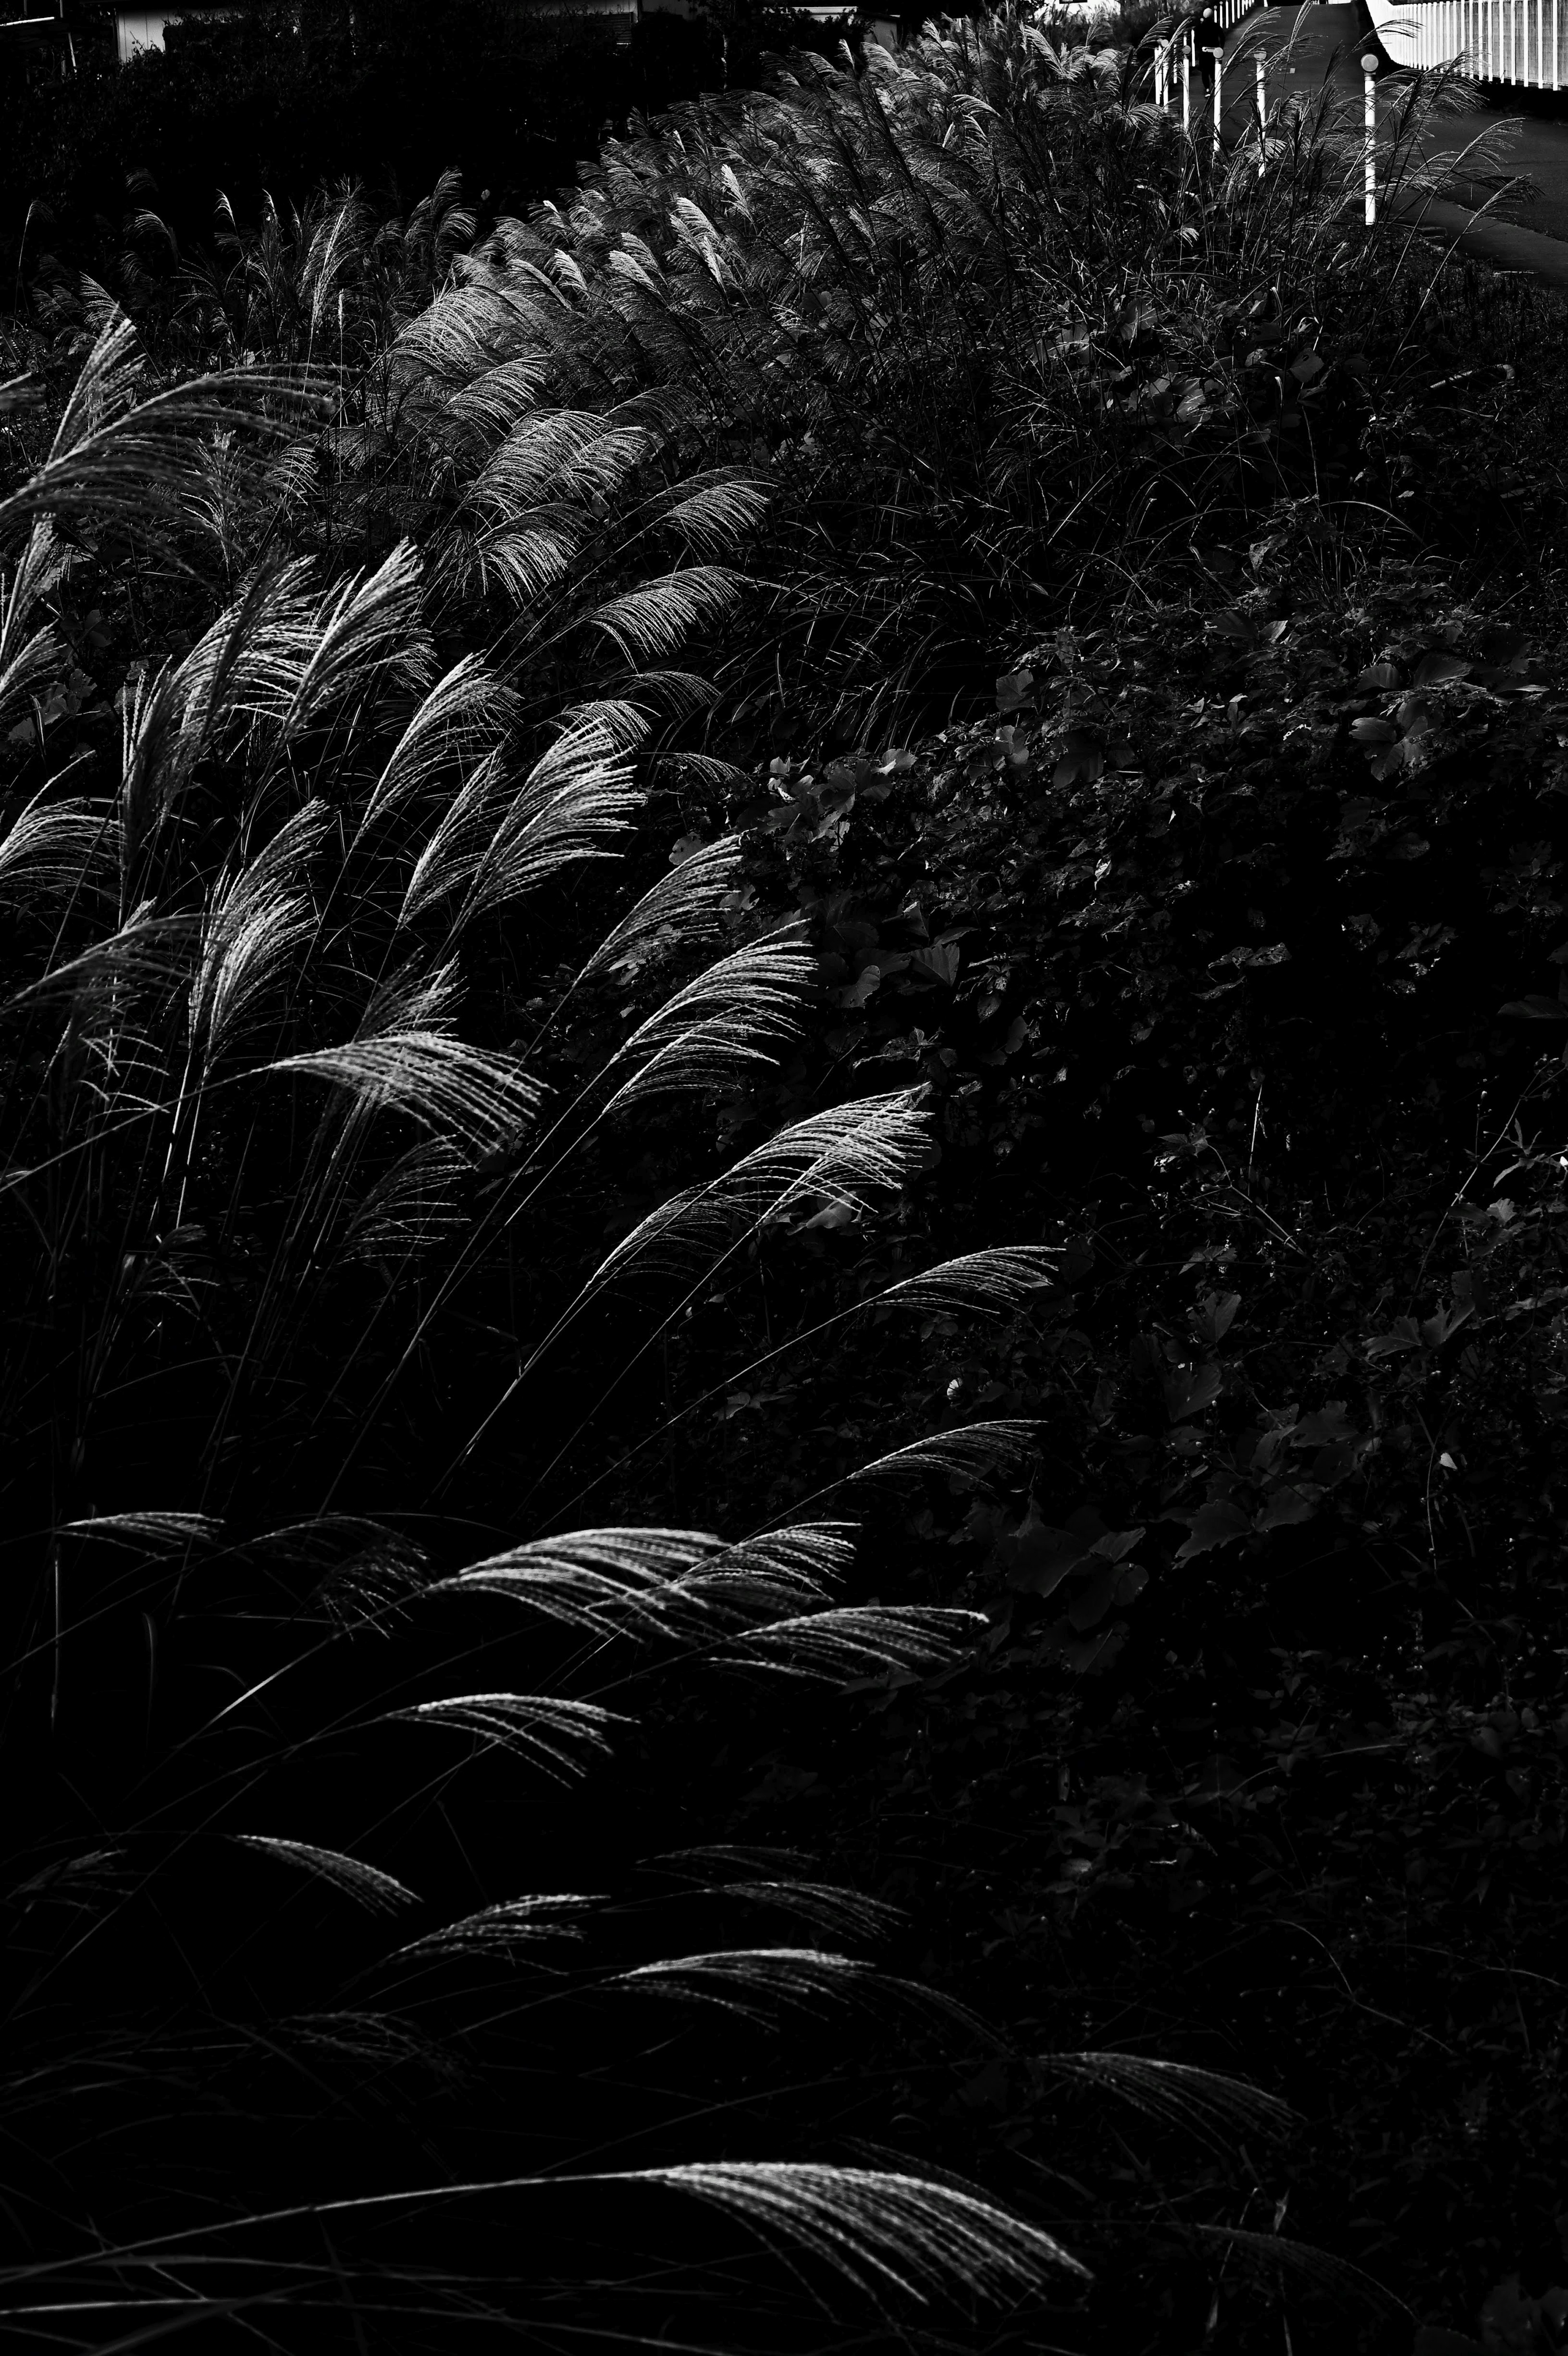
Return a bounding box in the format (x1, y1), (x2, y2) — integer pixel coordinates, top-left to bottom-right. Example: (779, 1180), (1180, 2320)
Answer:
(231, 1837), (420, 1916)
(388, 1692), (622, 1778)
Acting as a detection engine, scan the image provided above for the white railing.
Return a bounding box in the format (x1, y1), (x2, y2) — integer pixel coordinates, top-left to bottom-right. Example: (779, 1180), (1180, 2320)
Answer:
(1152, 22), (1259, 143)
(1368, 0), (1562, 86)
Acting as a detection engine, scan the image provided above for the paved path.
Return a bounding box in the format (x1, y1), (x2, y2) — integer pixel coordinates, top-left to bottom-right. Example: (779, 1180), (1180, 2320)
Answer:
(1209, 2), (1568, 284)
(1220, 0), (1365, 110)
(1410, 192), (1568, 282)
(1419, 110), (1568, 243)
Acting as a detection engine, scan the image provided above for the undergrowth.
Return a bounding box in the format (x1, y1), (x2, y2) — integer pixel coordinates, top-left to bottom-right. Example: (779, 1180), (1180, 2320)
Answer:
(4, 7), (1567, 2350)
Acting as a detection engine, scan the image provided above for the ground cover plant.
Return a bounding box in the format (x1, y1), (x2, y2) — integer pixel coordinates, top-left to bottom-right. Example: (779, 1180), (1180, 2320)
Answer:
(5, 7), (1568, 2350)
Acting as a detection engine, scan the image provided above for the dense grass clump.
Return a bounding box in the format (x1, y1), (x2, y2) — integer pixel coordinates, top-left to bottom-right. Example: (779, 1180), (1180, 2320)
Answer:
(4, 9), (1567, 2349)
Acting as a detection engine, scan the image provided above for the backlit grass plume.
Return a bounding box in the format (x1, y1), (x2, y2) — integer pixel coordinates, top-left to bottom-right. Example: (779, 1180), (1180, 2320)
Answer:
(0, 17), (1432, 2327)
(0, 296), (1139, 2355)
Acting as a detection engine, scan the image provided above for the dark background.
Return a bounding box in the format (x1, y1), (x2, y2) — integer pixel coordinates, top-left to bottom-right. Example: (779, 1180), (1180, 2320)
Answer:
(0, 0), (882, 284)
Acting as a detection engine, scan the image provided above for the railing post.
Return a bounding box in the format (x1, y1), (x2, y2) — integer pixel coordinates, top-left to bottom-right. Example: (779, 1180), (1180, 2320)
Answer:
(1362, 51), (1378, 224)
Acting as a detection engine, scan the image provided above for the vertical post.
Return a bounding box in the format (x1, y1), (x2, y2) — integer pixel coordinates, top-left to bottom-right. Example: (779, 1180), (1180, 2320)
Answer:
(1362, 52), (1378, 224)
(1255, 46), (1266, 135)
(1554, 0), (1559, 88)
(1182, 33), (1191, 132)
(1210, 46), (1223, 153)
(1155, 37), (1165, 105)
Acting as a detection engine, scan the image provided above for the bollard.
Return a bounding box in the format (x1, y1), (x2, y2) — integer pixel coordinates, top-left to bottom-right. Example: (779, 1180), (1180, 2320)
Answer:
(1361, 51), (1377, 223)
(1208, 45), (1223, 150)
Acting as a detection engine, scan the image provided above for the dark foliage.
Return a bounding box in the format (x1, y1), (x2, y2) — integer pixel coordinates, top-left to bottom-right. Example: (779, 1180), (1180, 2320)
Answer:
(1, 0), (873, 285)
(9, 9), (1568, 2349)
(674, 391), (1568, 2347)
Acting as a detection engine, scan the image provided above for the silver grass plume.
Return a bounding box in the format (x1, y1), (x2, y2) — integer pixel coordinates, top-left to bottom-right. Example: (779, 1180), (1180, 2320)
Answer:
(1030, 2051), (1296, 2153)
(613, 1946), (996, 2040)
(592, 926), (816, 1114)
(570, 1091), (932, 1318)
(0, 793), (119, 905)
(396, 708), (637, 936)
(430, 1523), (851, 1645)
(387, 1691), (624, 1779)
(385, 1894), (608, 1966)
(628, 2160), (1090, 2298)
(230, 1837), (421, 1917)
